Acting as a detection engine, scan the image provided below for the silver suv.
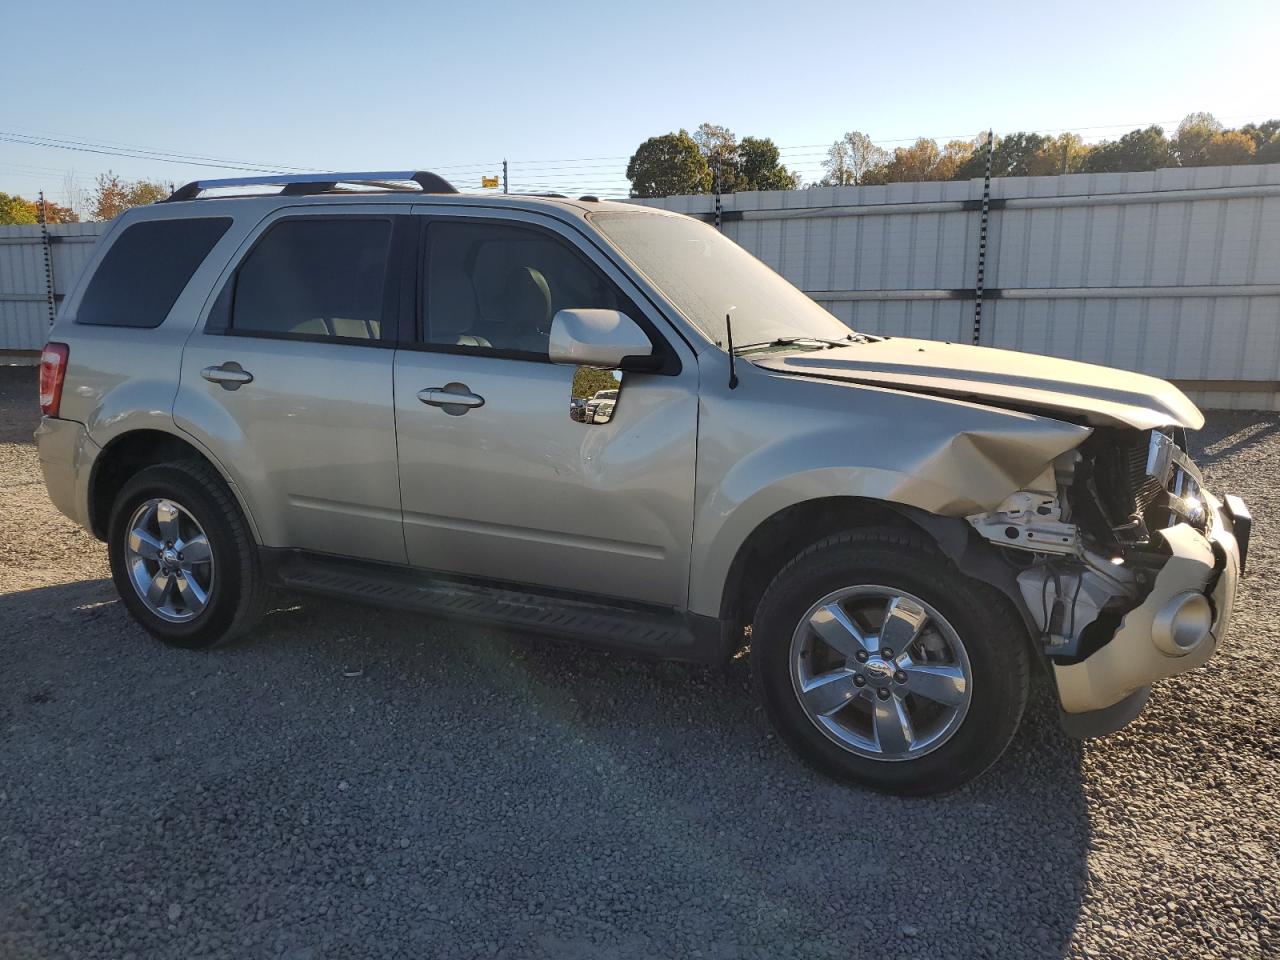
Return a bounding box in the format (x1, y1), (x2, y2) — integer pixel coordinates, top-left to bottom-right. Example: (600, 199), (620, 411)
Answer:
(36, 171), (1249, 795)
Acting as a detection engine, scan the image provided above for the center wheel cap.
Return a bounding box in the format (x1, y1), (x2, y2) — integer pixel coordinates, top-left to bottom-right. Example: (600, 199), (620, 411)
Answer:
(863, 657), (895, 686)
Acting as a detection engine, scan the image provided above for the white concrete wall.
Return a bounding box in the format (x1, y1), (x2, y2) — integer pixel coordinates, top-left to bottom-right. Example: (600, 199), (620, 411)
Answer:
(0, 222), (104, 358)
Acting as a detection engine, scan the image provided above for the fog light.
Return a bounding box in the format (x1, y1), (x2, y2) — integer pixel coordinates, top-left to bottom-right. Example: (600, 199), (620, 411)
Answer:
(1152, 591), (1213, 656)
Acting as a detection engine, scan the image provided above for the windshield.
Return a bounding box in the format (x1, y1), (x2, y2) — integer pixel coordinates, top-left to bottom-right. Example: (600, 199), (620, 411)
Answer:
(592, 211), (856, 350)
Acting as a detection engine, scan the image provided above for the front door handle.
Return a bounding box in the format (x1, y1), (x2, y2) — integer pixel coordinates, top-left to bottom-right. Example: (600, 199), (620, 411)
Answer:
(201, 362), (254, 390)
(417, 383), (485, 415)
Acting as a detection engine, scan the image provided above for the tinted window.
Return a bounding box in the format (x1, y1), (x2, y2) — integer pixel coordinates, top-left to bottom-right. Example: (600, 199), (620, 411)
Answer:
(77, 217), (231, 328)
(232, 219), (391, 340)
(425, 221), (628, 357)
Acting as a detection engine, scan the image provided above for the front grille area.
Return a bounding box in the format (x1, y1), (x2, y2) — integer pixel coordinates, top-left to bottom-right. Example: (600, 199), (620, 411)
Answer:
(1096, 431), (1166, 527)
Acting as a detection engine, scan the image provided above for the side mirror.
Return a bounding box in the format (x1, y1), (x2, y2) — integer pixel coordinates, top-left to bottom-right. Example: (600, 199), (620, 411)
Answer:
(551, 309), (652, 426)
(548, 309), (653, 370)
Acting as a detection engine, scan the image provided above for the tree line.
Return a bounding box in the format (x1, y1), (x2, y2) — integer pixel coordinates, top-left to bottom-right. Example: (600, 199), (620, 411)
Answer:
(0, 171), (170, 225)
(628, 113), (1280, 198)
(4, 113), (1277, 221)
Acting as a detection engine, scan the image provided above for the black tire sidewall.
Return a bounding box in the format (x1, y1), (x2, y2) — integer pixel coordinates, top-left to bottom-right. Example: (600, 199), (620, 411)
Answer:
(107, 464), (247, 649)
(753, 532), (1029, 795)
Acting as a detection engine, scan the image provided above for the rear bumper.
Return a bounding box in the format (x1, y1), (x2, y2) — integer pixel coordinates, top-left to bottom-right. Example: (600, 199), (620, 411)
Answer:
(34, 416), (98, 531)
(1053, 492), (1243, 721)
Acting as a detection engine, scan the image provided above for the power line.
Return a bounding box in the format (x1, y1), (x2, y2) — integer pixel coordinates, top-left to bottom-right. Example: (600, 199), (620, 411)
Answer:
(0, 133), (299, 175)
(0, 126), (319, 173)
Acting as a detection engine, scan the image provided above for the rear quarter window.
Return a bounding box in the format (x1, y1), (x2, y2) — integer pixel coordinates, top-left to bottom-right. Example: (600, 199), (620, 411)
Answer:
(76, 217), (232, 328)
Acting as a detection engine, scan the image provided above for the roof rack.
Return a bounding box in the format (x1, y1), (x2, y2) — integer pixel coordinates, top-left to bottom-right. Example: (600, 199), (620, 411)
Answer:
(164, 170), (458, 203)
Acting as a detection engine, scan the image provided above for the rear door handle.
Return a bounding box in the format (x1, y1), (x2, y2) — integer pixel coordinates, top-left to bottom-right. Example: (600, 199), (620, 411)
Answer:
(417, 384), (485, 414)
(201, 362), (254, 390)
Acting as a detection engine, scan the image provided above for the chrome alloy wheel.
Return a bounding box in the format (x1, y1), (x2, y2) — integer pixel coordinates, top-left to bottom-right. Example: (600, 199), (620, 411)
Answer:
(124, 498), (215, 623)
(789, 586), (973, 761)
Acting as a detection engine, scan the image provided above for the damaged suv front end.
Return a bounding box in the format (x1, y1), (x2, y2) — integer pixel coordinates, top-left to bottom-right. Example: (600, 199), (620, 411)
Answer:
(968, 425), (1249, 734)
(745, 332), (1250, 741)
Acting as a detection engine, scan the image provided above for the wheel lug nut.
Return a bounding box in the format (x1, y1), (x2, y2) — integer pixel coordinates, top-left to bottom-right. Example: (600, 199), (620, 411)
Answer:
(853, 675), (866, 687)
(894, 671), (907, 684)
(881, 648), (893, 659)
(877, 688), (891, 700)
(855, 651), (868, 663)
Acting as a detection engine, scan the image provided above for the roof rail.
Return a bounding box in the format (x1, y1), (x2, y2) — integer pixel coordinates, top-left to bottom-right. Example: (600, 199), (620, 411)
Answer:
(164, 170), (458, 203)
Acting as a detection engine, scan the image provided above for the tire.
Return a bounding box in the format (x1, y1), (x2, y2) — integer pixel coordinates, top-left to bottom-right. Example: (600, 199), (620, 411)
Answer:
(107, 460), (268, 649)
(751, 527), (1030, 795)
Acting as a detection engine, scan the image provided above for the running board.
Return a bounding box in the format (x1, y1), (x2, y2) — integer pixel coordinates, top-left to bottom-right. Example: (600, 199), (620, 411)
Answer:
(265, 551), (723, 664)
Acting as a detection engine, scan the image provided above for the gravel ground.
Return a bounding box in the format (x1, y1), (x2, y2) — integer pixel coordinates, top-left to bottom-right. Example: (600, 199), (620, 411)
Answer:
(1, 365), (1277, 959)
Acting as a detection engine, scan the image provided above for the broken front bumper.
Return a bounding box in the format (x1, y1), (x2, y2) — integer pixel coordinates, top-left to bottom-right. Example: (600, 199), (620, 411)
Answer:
(1053, 491), (1247, 726)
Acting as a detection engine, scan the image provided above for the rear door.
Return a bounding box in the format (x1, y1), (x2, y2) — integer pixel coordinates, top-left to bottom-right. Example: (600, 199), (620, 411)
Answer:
(392, 207), (699, 607)
(174, 204), (411, 563)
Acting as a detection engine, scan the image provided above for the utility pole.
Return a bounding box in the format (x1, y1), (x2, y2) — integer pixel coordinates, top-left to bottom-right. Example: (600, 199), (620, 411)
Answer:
(971, 129), (994, 346)
(37, 191), (56, 326)
(713, 156), (722, 231)
(502, 159), (508, 194)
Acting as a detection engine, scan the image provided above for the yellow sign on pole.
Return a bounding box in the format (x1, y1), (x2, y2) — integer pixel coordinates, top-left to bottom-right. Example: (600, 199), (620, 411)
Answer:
(481, 176), (500, 189)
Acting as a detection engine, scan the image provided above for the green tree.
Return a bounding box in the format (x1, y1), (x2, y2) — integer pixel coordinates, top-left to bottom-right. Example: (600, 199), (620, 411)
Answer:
(626, 130), (711, 198)
(0, 192), (39, 225)
(1257, 133), (1280, 165)
(935, 138), (979, 179)
(1239, 119), (1280, 152)
(737, 136), (798, 191)
(988, 132), (1054, 177)
(866, 138), (950, 183)
(951, 132), (1082, 180)
(951, 135), (994, 180)
(1044, 132), (1090, 175)
(1172, 112), (1224, 166)
(0, 192), (77, 224)
(821, 131), (889, 186)
(692, 122), (743, 192)
(1082, 126), (1174, 173)
(1200, 130), (1256, 166)
(572, 366), (619, 398)
(92, 171), (170, 220)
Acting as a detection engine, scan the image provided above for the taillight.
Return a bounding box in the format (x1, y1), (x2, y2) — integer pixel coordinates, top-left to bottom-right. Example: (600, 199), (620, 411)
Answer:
(39, 342), (69, 417)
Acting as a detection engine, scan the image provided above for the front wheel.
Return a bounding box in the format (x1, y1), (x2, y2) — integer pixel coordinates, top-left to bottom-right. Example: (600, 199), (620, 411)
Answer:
(751, 528), (1030, 795)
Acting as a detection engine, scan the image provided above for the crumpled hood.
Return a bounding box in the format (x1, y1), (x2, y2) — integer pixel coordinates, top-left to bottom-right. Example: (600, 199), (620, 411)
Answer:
(752, 337), (1204, 431)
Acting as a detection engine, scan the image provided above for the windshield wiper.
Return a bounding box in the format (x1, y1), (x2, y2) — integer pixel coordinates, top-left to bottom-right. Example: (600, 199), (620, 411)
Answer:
(732, 335), (857, 355)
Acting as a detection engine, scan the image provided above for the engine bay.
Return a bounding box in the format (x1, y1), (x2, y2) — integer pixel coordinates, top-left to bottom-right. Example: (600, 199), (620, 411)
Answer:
(967, 428), (1216, 661)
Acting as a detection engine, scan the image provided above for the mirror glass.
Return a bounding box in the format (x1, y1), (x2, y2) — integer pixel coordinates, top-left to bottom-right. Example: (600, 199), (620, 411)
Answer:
(569, 367), (623, 425)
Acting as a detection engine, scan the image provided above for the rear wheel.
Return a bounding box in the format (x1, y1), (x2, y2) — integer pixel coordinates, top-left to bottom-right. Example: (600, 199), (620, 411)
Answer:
(751, 528), (1030, 795)
(107, 461), (267, 649)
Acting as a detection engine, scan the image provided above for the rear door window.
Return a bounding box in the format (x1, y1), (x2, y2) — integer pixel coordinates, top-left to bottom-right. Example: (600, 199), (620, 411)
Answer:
(230, 218), (393, 341)
(77, 217), (231, 328)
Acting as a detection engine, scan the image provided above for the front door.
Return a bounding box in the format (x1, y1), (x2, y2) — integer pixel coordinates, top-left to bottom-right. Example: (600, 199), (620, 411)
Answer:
(175, 207), (409, 564)
(393, 210), (698, 607)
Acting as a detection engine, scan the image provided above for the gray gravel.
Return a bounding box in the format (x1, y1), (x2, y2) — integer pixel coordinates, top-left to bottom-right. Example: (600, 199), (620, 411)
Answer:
(1, 365), (1277, 959)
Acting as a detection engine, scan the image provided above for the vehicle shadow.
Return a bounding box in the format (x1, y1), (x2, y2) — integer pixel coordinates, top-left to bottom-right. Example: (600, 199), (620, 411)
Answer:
(1194, 412), (1280, 468)
(1, 575), (1090, 958)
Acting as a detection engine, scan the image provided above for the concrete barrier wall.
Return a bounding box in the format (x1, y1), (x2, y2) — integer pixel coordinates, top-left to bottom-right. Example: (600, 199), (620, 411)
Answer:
(0, 222), (105, 357)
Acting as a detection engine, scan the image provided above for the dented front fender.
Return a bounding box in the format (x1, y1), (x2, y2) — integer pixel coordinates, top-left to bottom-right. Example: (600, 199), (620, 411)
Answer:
(687, 370), (1091, 617)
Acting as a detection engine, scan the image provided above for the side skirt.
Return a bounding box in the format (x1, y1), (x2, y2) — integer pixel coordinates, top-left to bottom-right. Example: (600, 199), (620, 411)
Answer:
(260, 549), (727, 666)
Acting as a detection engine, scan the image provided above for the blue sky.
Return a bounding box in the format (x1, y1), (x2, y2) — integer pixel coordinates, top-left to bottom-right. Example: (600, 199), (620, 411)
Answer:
(2, 0), (1277, 207)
